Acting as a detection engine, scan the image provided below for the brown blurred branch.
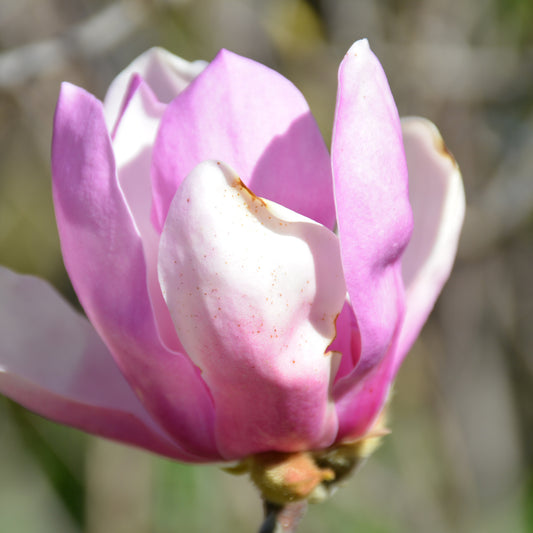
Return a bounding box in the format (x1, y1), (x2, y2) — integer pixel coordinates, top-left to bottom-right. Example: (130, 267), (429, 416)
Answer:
(259, 500), (307, 533)
(0, 1), (149, 88)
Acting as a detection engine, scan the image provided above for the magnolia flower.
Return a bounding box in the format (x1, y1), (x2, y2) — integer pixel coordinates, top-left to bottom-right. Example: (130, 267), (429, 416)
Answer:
(0, 40), (464, 483)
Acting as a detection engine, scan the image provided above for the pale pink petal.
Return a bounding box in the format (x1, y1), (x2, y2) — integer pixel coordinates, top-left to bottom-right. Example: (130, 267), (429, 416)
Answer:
(0, 267), (193, 460)
(331, 39), (412, 440)
(158, 161), (346, 459)
(52, 83), (219, 460)
(109, 73), (143, 140)
(112, 77), (182, 352)
(395, 117), (465, 369)
(104, 47), (207, 129)
(152, 48), (335, 233)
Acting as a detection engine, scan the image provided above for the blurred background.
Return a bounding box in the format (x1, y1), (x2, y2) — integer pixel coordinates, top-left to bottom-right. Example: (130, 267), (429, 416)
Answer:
(0, 0), (532, 531)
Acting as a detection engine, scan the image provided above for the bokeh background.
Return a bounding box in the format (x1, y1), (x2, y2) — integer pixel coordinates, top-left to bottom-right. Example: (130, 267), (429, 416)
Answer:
(0, 0), (532, 531)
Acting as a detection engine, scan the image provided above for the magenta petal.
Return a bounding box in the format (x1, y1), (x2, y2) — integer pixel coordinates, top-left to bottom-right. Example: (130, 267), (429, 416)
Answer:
(329, 301), (361, 383)
(333, 339), (396, 440)
(331, 40), (412, 440)
(51, 83), (219, 460)
(158, 161), (345, 459)
(395, 117), (465, 370)
(151, 48), (335, 233)
(0, 267), (192, 460)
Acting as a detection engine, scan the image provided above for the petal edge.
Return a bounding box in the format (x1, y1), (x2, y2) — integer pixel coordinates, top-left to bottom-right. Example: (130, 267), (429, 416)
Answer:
(0, 267), (195, 460)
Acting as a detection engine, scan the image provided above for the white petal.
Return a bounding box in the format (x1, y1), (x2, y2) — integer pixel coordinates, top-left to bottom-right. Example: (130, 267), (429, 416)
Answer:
(104, 47), (207, 129)
(396, 117), (465, 366)
(158, 161), (346, 458)
(112, 79), (182, 352)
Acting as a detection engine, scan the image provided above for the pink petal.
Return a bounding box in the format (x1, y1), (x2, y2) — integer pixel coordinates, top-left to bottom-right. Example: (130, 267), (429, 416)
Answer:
(112, 77), (182, 352)
(104, 47), (207, 129)
(158, 161), (346, 459)
(151, 48), (335, 233)
(331, 39), (412, 440)
(395, 117), (465, 369)
(0, 267), (192, 460)
(51, 83), (219, 460)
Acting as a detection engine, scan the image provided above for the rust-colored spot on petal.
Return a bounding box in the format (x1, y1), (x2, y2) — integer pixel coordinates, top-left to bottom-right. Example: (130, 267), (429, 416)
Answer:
(433, 130), (458, 168)
(232, 176), (267, 207)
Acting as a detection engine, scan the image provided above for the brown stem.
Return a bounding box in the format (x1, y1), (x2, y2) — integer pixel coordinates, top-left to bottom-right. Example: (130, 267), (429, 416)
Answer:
(258, 500), (308, 533)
